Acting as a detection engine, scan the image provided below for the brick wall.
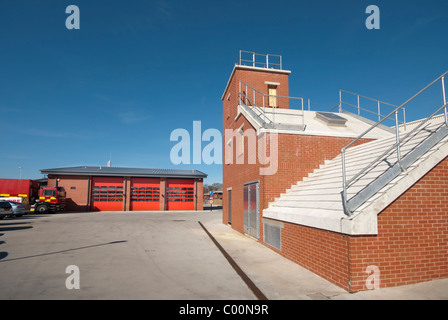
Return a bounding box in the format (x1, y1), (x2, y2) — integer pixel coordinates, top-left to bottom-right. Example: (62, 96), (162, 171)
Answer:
(223, 67), (290, 129)
(47, 174), (90, 211)
(348, 155), (448, 291)
(195, 179), (204, 211)
(221, 63), (448, 292)
(222, 108), (372, 236)
(267, 156), (448, 292)
(279, 223), (350, 290)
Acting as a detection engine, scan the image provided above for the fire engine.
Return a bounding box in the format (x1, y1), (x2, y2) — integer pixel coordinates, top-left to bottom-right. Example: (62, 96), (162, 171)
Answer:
(0, 179), (66, 213)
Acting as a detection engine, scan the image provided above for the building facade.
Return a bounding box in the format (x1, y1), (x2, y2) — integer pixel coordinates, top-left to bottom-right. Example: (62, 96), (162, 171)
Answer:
(41, 166), (206, 212)
(222, 51), (448, 292)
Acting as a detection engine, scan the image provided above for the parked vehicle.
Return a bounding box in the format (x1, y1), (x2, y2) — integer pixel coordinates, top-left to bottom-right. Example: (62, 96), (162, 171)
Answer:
(0, 179), (66, 214)
(0, 201), (12, 220)
(5, 201), (31, 217)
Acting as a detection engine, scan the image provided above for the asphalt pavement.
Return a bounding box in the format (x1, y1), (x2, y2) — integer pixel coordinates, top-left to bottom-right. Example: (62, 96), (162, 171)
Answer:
(0, 210), (447, 300)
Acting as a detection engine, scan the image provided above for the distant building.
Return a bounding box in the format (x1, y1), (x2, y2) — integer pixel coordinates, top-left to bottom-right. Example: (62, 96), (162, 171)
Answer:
(41, 166), (207, 212)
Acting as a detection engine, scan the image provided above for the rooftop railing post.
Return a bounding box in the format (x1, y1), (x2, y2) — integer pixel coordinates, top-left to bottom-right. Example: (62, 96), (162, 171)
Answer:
(340, 91), (343, 112)
(252, 52), (255, 67)
(302, 98), (305, 129)
(357, 95), (360, 115)
(395, 110), (404, 171)
(442, 76), (447, 126)
(377, 101), (381, 122)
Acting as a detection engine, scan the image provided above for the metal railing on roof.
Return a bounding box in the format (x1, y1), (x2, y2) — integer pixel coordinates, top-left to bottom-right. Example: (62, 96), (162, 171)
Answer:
(338, 90), (406, 128)
(341, 70), (448, 216)
(238, 81), (305, 129)
(236, 50), (282, 70)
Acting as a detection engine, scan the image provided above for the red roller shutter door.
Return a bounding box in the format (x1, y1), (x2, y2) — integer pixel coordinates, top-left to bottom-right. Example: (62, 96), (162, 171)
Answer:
(130, 178), (160, 211)
(166, 179), (195, 210)
(91, 177), (124, 211)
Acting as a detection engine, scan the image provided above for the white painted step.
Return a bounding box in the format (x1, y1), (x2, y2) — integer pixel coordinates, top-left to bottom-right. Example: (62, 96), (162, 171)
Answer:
(265, 121), (446, 217)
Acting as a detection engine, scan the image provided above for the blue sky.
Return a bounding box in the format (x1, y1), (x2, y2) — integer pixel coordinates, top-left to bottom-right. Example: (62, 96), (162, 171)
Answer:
(0, 0), (447, 184)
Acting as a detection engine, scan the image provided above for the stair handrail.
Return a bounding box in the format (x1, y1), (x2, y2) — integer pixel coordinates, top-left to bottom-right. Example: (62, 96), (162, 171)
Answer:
(238, 80), (305, 129)
(341, 71), (448, 216)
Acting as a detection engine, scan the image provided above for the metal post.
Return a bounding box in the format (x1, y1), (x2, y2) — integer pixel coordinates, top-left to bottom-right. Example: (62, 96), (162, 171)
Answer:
(302, 99), (305, 129)
(253, 90), (255, 108)
(377, 101), (381, 122)
(339, 90), (342, 113)
(308, 98), (310, 111)
(341, 149), (349, 215)
(395, 110), (404, 171)
(263, 95), (266, 122)
(357, 95), (360, 115)
(252, 52), (255, 67)
(239, 81), (241, 103)
(266, 54), (269, 68)
(442, 76), (447, 126)
(403, 108), (407, 131)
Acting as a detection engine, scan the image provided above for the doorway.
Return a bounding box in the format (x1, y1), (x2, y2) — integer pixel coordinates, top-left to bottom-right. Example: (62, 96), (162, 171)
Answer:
(243, 181), (259, 239)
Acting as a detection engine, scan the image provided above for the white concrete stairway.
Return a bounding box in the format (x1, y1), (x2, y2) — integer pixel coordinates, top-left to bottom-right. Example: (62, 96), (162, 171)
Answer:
(263, 121), (448, 221)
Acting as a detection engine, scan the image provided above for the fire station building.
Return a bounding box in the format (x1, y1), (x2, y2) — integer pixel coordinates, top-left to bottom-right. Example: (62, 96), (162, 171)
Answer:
(222, 51), (448, 292)
(41, 166), (206, 212)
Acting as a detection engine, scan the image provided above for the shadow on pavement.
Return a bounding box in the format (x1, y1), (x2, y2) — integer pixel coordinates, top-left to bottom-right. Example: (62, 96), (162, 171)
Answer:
(0, 240), (128, 263)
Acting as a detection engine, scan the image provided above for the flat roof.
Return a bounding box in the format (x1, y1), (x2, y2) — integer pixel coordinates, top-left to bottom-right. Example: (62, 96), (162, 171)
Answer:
(221, 64), (291, 101)
(238, 106), (394, 139)
(41, 166), (207, 179)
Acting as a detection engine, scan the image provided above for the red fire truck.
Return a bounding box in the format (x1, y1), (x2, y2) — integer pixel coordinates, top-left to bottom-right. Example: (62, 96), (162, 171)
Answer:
(0, 179), (66, 213)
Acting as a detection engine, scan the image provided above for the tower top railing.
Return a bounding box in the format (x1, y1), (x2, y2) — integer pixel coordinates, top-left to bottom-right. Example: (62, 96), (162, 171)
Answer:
(236, 50), (282, 70)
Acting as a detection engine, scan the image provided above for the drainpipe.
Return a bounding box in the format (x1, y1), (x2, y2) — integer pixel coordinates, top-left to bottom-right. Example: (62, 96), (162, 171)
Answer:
(86, 176), (91, 211)
(123, 177), (127, 211)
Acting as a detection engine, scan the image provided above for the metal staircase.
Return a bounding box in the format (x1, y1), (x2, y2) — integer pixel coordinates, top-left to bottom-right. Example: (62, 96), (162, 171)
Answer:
(263, 71), (448, 227)
(342, 71), (448, 215)
(238, 81), (306, 131)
